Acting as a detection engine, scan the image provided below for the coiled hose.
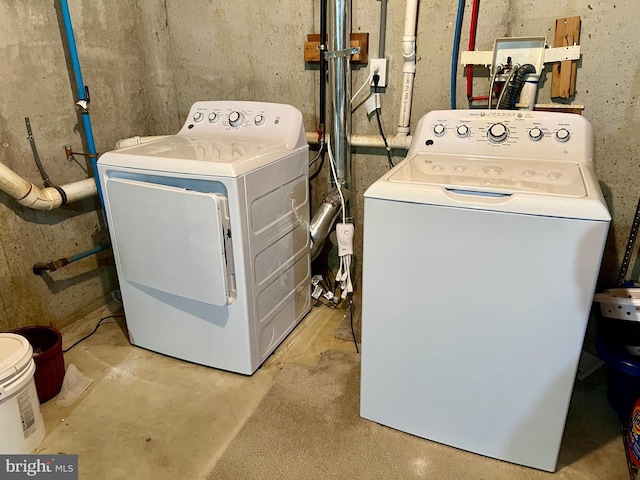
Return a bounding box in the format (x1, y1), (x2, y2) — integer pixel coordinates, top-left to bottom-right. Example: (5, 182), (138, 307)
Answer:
(497, 64), (536, 110)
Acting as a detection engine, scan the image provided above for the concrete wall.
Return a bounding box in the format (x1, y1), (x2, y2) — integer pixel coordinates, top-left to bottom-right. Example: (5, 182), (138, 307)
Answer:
(1, 0), (637, 330)
(161, 0), (639, 287)
(0, 1), (159, 331)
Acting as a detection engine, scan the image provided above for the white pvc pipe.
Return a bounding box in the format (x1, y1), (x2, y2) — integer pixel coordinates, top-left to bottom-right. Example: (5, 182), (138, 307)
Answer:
(0, 161), (97, 210)
(398, 0), (419, 136)
(60, 178), (98, 204)
(305, 131), (412, 149)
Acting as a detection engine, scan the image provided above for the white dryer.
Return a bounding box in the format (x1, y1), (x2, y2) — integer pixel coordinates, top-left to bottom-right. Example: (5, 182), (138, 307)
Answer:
(360, 110), (610, 471)
(98, 101), (311, 374)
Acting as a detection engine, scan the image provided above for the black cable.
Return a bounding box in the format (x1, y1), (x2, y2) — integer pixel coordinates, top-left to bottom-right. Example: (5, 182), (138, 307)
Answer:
(349, 297), (359, 353)
(372, 74), (394, 169)
(62, 314), (123, 353)
(498, 64), (536, 110)
(375, 109), (395, 169)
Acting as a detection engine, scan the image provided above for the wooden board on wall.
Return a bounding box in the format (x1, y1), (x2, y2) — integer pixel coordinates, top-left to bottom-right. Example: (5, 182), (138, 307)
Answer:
(304, 33), (368, 64)
(551, 16), (581, 99)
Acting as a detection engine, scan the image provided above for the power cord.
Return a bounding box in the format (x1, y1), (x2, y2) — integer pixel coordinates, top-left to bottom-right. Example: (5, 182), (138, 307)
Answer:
(372, 74), (395, 169)
(349, 296), (359, 353)
(63, 314), (124, 353)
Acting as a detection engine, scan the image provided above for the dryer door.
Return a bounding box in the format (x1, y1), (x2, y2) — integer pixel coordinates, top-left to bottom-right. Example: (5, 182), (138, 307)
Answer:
(106, 178), (233, 306)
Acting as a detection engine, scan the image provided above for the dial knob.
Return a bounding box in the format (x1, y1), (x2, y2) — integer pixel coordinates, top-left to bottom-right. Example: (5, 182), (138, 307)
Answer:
(555, 128), (570, 143)
(487, 123), (508, 143)
(528, 127), (543, 141)
(193, 111), (204, 123)
(254, 114), (266, 126)
(433, 124), (446, 137)
(208, 112), (219, 124)
(228, 111), (244, 128)
(456, 124), (470, 138)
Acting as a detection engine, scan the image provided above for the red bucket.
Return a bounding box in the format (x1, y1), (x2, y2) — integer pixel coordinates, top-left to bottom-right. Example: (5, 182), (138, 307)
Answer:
(10, 326), (65, 404)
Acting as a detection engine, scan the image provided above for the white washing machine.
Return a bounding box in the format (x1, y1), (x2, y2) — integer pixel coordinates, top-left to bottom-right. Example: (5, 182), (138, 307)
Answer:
(97, 101), (311, 375)
(360, 110), (611, 471)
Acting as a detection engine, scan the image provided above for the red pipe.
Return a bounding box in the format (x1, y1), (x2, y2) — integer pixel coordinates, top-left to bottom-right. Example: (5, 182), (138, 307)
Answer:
(466, 0), (481, 100)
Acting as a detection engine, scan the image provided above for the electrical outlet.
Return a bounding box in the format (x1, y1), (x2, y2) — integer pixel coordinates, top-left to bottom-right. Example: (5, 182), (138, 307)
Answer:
(370, 58), (388, 88)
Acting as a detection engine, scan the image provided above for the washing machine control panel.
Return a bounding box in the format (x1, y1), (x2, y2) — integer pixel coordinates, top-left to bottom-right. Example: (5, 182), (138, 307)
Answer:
(411, 110), (593, 164)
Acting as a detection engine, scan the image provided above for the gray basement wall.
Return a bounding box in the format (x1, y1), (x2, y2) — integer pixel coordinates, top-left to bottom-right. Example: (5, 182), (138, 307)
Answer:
(0, 0), (637, 331)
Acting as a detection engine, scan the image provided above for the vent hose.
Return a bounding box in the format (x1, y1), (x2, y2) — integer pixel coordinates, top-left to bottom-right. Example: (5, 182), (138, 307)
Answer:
(310, 187), (348, 260)
(498, 64), (536, 110)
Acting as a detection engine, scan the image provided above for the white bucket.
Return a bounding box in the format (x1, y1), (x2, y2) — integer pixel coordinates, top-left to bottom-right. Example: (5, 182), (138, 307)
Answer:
(0, 333), (45, 453)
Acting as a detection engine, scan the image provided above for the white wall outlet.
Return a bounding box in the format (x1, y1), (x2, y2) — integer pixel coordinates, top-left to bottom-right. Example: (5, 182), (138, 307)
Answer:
(370, 58), (388, 88)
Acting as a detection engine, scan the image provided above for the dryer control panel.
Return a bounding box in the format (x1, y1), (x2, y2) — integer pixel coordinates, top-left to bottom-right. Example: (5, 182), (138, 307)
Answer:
(411, 110), (594, 164)
(178, 101), (306, 149)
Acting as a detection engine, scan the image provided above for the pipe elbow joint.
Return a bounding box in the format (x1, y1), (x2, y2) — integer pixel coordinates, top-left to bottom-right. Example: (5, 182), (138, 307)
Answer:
(17, 186), (60, 210)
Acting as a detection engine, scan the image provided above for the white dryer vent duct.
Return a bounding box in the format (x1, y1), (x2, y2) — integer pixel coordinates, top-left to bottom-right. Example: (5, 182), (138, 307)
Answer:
(0, 160), (96, 210)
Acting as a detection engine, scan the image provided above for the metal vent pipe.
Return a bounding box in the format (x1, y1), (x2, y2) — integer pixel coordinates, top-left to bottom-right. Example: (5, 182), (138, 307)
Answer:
(329, 0), (352, 195)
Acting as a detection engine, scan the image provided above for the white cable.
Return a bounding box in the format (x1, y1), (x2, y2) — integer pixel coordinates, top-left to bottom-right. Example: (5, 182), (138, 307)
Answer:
(308, 143), (324, 167)
(327, 141), (346, 224)
(351, 68), (377, 104)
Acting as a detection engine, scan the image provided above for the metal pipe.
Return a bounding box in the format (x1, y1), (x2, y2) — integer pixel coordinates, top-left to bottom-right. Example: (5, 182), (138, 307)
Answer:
(329, 0), (352, 191)
(379, 0), (388, 57)
(58, 0), (104, 211)
(319, 0), (328, 139)
(24, 118), (52, 187)
(33, 242), (112, 275)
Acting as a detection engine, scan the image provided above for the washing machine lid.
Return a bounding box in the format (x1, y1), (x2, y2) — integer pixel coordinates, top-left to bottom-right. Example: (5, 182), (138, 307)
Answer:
(390, 153), (587, 197)
(365, 153), (611, 221)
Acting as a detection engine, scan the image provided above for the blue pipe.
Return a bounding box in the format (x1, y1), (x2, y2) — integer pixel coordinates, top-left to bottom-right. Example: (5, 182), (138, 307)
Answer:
(32, 242), (113, 275)
(451, 0), (466, 109)
(69, 242), (112, 262)
(58, 0), (105, 212)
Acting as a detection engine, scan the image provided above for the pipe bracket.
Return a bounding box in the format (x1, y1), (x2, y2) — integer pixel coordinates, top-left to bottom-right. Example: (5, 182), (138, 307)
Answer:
(325, 47), (361, 59)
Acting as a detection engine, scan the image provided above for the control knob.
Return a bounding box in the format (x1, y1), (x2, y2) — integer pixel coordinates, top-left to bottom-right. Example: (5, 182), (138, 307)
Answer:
(433, 124), (446, 137)
(456, 124), (470, 138)
(528, 127), (543, 142)
(193, 111), (204, 123)
(228, 111), (244, 128)
(555, 128), (570, 143)
(254, 114), (266, 126)
(487, 123), (508, 143)
(208, 112), (219, 124)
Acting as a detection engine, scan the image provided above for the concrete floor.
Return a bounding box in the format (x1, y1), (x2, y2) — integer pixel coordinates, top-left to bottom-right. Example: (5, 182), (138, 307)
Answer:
(36, 302), (629, 479)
